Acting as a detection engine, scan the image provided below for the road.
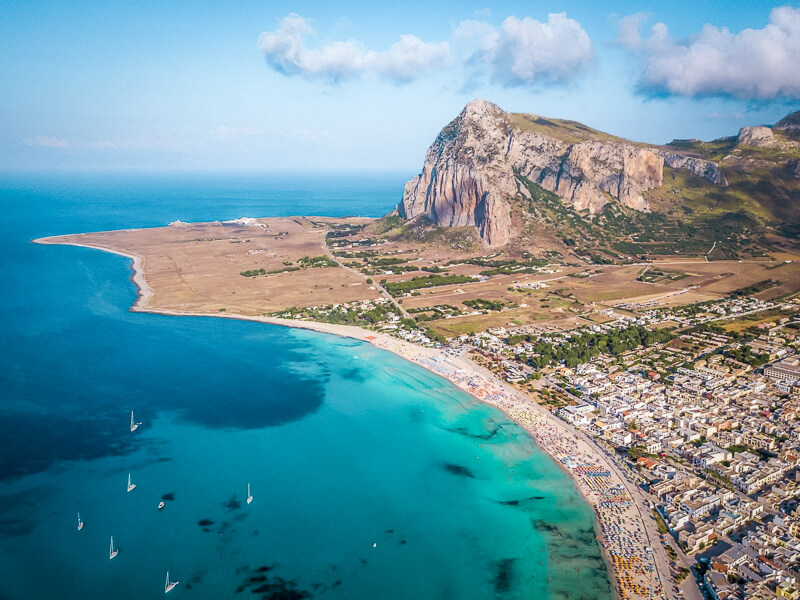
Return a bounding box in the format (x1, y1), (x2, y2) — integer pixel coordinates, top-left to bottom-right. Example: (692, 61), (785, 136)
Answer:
(320, 233), (411, 319)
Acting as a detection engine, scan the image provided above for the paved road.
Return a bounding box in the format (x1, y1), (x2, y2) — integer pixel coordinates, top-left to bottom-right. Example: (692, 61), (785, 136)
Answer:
(320, 233), (411, 319)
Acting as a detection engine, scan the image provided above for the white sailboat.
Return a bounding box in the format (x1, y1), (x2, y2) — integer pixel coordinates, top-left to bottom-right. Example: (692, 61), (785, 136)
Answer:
(109, 536), (118, 559)
(127, 472), (136, 493)
(77, 512), (84, 531)
(130, 410), (140, 432)
(246, 483), (253, 505)
(165, 571), (179, 593)
(158, 501), (165, 510)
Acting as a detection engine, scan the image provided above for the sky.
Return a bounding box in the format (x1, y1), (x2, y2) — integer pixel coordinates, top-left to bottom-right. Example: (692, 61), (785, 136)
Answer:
(1, 0), (799, 171)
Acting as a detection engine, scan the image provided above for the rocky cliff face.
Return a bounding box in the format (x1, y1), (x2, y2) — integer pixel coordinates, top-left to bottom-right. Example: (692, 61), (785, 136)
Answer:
(657, 151), (728, 186)
(738, 126), (775, 147)
(399, 99), (731, 246)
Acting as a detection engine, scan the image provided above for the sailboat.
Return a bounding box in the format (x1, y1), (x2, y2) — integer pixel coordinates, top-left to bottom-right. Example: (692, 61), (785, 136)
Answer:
(165, 571), (179, 593)
(130, 410), (140, 432)
(77, 512), (84, 531)
(109, 536), (118, 559)
(127, 472), (136, 493)
(246, 483), (253, 505)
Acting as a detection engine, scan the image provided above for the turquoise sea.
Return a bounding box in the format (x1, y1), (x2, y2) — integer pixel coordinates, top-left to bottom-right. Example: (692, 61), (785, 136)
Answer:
(0, 172), (612, 600)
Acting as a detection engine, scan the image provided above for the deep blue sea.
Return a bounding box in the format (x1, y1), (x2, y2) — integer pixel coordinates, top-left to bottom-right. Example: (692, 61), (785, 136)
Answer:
(0, 172), (612, 600)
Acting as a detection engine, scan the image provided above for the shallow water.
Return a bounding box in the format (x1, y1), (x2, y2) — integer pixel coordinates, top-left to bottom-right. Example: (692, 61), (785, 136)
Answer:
(0, 172), (612, 599)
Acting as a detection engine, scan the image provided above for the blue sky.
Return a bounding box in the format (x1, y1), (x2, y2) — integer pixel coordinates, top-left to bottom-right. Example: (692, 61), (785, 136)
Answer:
(1, 0), (799, 170)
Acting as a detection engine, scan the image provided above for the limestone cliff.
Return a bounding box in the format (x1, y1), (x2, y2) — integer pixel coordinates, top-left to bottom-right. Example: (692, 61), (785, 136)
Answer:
(656, 151), (728, 186)
(399, 99), (728, 246)
(738, 126), (775, 147)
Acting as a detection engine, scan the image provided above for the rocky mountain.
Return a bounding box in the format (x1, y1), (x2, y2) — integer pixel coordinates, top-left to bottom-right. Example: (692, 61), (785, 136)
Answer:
(776, 109), (800, 132)
(737, 126), (775, 147)
(398, 100), (799, 248)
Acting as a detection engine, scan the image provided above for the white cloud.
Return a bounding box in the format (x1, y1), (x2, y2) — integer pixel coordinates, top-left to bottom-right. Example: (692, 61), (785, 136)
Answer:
(257, 14), (449, 83)
(619, 6), (800, 99)
(24, 134), (69, 148)
(462, 13), (592, 86)
(615, 12), (650, 49)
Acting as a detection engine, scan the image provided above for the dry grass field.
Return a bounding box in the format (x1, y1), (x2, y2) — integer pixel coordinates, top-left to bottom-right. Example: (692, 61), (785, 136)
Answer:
(40, 217), (381, 315)
(38, 215), (800, 335)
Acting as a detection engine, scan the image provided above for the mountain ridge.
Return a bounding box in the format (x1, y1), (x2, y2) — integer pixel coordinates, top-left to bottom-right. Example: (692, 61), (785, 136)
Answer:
(398, 99), (800, 250)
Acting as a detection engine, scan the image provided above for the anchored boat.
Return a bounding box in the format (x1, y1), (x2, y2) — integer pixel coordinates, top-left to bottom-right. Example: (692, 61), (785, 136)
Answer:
(165, 571), (179, 593)
(130, 410), (140, 432)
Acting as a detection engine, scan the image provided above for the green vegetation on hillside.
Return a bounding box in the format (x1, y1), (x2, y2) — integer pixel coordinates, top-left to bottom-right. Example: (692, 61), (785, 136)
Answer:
(514, 171), (770, 261)
(509, 113), (631, 145)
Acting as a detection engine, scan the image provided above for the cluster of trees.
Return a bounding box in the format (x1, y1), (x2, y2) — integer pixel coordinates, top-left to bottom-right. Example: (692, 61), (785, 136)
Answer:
(276, 302), (391, 326)
(365, 257), (407, 267)
(333, 249), (379, 258)
(325, 224), (366, 238)
(507, 325), (674, 369)
(729, 279), (780, 297)
(463, 298), (504, 312)
(298, 255), (338, 268)
(724, 344), (770, 367)
(240, 268), (266, 277)
(383, 274), (474, 296)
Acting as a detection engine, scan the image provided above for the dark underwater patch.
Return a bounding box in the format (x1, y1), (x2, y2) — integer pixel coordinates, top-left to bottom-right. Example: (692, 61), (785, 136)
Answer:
(493, 558), (515, 595)
(235, 566), (310, 599)
(198, 518), (214, 527)
(340, 366), (366, 382)
(444, 424), (501, 441)
(0, 411), (142, 481)
(0, 516), (34, 537)
(224, 495), (242, 511)
(161, 492), (175, 501)
(442, 463), (476, 478)
(497, 495), (545, 507)
(0, 318), (336, 482)
(530, 519), (565, 537)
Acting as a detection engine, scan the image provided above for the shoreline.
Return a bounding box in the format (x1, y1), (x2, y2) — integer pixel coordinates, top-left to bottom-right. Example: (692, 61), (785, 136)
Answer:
(35, 234), (668, 600)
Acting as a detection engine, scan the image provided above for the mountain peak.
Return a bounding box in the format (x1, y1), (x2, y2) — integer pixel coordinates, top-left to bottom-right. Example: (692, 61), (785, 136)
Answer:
(461, 98), (504, 120)
(775, 109), (800, 131)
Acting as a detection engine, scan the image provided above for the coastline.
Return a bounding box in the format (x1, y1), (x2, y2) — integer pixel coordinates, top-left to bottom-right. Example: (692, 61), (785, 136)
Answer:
(35, 234), (667, 600)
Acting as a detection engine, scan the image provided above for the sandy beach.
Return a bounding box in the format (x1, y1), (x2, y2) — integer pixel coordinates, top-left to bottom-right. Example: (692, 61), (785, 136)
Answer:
(35, 236), (668, 600)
